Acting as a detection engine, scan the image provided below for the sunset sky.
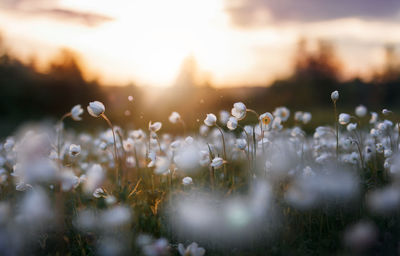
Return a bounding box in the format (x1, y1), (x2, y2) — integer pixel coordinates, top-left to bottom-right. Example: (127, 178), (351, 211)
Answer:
(1, 0), (400, 87)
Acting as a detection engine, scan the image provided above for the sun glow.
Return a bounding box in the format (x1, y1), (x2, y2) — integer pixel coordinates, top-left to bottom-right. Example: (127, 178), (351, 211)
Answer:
(0, 0), (397, 87)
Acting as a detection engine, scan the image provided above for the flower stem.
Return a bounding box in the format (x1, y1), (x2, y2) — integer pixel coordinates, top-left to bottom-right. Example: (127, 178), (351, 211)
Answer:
(101, 113), (120, 186)
(57, 112), (72, 163)
(333, 101), (339, 159)
(215, 124), (227, 160)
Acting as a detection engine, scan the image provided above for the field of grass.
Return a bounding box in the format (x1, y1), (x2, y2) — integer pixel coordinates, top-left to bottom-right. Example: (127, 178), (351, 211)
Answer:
(0, 91), (400, 255)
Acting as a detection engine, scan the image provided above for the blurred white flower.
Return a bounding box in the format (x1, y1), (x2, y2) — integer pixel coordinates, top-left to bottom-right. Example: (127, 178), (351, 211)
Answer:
(344, 221), (377, 253)
(331, 90), (339, 101)
(178, 242), (205, 256)
(142, 238), (169, 256)
(355, 105), (367, 117)
(69, 144), (81, 157)
(93, 187), (105, 198)
(367, 186), (400, 215)
(18, 188), (53, 226)
(259, 112), (273, 130)
(169, 112), (181, 124)
(84, 164), (105, 194)
(210, 157), (224, 169)
(227, 116), (238, 130)
(4, 138), (15, 151)
(154, 157), (170, 175)
(149, 121), (162, 132)
(272, 117), (283, 130)
(231, 102), (247, 120)
(182, 176), (193, 186)
(294, 111), (303, 122)
(100, 206), (132, 229)
(236, 138), (247, 150)
(339, 113), (351, 125)
(199, 125), (209, 136)
(369, 112), (378, 124)
(204, 113), (217, 127)
(71, 104), (84, 121)
(123, 137), (135, 152)
(61, 169), (80, 191)
(302, 112), (312, 124)
(347, 123), (357, 132)
(273, 107), (290, 122)
(382, 108), (391, 116)
(87, 101), (105, 117)
(219, 110), (230, 125)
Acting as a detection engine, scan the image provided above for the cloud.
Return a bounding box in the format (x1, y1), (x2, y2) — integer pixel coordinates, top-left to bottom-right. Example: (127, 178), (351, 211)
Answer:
(1, 0), (113, 26)
(226, 0), (400, 27)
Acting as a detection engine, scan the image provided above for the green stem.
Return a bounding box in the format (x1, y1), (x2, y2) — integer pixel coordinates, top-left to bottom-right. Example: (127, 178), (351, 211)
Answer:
(333, 101), (339, 159)
(101, 114), (120, 186)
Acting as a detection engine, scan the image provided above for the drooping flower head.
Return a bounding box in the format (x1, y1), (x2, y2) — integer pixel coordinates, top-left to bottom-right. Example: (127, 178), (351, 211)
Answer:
(231, 102), (247, 120)
(71, 105), (84, 121)
(204, 114), (217, 127)
(149, 121), (162, 132)
(87, 101), (105, 117)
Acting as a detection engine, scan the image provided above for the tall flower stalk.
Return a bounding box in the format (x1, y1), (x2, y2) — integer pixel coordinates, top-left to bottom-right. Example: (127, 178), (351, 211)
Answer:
(87, 101), (121, 186)
(331, 91), (339, 158)
(57, 105), (83, 162)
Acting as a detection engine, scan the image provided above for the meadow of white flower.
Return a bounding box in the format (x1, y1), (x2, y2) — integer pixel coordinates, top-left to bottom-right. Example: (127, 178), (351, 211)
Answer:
(0, 91), (399, 255)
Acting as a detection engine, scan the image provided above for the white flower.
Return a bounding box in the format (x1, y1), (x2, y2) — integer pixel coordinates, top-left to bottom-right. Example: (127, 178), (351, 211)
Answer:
(199, 125), (209, 136)
(302, 112), (312, 124)
(355, 105), (367, 117)
(84, 164), (105, 193)
(219, 110), (230, 125)
(236, 138), (247, 150)
(210, 157), (224, 169)
(87, 101), (105, 117)
(4, 138), (15, 151)
(273, 107), (290, 122)
(347, 123), (357, 132)
(339, 113), (351, 125)
(69, 144), (81, 157)
(154, 157), (170, 175)
(123, 138), (135, 152)
(382, 109), (392, 116)
(178, 242), (205, 256)
(384, 149), (392, 158)
(231, 102), (247, 120)
(100, 206), (131, 229)
(149, 121), (162, 132)
(294, 111), (303, 122)
(331, 90), (339, 101)
(369, 112), (378, 124)
(93, 187), (105, 198)
(259, 112), (274, 130)
(182, 176), (193, 186)
(227, 116), (238, 130)
(71, 104), (84, 121)
(204, 113), (217, 127)
(272, 117), (283, 130)
(169, 112), (181, 124)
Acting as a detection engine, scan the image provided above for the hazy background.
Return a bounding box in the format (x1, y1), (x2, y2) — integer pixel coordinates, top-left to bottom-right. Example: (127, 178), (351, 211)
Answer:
(0, 0), (400, 136)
